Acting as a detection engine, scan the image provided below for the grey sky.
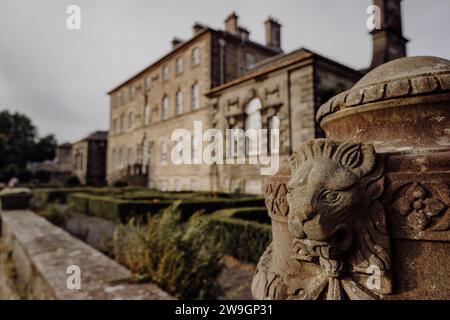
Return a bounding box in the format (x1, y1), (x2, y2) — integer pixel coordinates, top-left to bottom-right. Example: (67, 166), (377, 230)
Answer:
(1, 0), (449, 143)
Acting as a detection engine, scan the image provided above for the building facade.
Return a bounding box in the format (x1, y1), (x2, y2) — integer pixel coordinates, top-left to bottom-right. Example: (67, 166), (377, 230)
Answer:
(107, 1), (407, 194)
(107, 13), (281, 191)
(72, 131), (108, 186)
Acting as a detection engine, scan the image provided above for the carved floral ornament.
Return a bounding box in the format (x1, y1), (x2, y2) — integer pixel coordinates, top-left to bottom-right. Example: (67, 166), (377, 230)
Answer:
(253, 139), (391, 300)
(391, 182), (450, 232)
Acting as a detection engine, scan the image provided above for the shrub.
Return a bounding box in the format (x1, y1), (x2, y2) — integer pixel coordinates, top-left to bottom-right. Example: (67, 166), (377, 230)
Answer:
(37, 203), (71, 227)
(68, 193), (265, 223)
(113, 203), (222, 299)
(212, 207), (270, 224)
(208, 216), (272, 264)
(112, 180), (129, 188)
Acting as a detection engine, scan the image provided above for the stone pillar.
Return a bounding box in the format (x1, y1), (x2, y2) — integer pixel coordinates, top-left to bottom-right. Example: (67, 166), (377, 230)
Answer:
(252, 56), (450, 300)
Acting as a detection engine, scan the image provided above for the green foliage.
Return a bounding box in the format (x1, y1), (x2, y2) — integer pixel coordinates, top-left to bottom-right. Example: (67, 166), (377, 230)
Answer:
(37, 203), (71, 227)
(209, 217), (271, 263)
(113, 204), (223, 299)
(0, 110), (57, 182)
(212, 207), (270, 224)
(68, 192), (265, 223)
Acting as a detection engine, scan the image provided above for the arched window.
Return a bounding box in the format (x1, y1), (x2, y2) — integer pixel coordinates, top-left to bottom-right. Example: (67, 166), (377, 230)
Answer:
(118, 148), (124, 169)
(161, 95), (169, 120)
(245, 98), (262, 156)
(175, 90), (183, 115)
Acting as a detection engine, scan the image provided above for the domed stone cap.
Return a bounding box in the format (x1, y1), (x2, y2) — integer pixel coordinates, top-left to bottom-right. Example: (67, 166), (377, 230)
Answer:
(317, 56), (450, 124)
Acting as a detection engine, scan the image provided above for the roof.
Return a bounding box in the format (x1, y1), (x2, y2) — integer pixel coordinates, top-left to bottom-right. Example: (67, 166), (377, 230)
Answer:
(107, 26), (280, 95)
(206, 47), (362, 95)
(73, 131), (108, 145)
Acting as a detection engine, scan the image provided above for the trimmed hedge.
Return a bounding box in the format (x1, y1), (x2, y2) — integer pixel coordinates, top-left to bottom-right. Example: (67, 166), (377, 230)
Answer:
(208, 216), (271, 263)
(68, 193), (265, 223)
(212, 207), (270, 224)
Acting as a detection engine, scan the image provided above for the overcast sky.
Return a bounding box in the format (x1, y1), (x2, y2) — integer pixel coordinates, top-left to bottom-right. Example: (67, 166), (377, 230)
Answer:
(1, 0), (449, 143)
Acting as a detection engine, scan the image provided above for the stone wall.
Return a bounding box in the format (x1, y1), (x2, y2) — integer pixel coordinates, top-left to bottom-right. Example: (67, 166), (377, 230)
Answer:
(0, 210), (173, 300)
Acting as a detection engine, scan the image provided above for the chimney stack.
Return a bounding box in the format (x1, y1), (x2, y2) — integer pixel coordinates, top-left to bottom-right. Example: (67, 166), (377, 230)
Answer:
(192, 22), (205, 36)
(224, 12), (239, 34)
(369, 0), (408, 70)
(171, 37), (183, 48)
(265, 17), (282, 52)
(238, 26), (250, 41)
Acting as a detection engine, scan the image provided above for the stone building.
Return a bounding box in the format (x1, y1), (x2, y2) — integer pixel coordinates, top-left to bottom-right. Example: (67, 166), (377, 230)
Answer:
(107, 12), (282, 190)
(107, 0), (407, 194)
(72, 131), (108, 186)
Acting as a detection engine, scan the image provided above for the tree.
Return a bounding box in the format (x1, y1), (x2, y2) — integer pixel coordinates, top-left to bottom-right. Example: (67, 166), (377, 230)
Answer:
(0, 110), (57, 182)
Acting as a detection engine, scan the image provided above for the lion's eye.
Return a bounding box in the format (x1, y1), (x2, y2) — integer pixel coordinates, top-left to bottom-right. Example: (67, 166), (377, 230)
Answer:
(321, 191), (340, 203)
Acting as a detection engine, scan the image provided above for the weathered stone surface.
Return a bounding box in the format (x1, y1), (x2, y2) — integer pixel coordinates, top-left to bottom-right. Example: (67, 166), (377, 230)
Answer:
(253, 56), (450, 300)
(0, 210), (173, 300)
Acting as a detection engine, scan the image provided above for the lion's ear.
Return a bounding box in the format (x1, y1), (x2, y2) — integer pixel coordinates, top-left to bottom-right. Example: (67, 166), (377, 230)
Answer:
(335, 143), (376, 177)
(340, 144), (362, 169)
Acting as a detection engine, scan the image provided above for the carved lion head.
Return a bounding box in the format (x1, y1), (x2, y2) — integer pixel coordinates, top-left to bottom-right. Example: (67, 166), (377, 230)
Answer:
(287, 139), (390, 279)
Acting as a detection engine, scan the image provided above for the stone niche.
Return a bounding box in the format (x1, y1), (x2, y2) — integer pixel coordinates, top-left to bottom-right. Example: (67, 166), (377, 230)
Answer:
(252, 56), (450, 300)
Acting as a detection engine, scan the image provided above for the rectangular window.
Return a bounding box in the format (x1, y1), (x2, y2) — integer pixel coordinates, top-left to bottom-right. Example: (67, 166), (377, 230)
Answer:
(160, 141), (168, 164)
(161, 96), (169, 120)
(191, 83), (199, 110)
(162, 65), (169, 81)
(145, 76), (152, 91)
(128, 112), (133, 129)
(245, 52), (256, 71)
(120, 114), (125, 132)
(191, 47), (200, 66)
(175, 57), (183, 75)
(144, 105), (150, 125)
(113, 118), (118, 134)
(175, 90), (183, 115)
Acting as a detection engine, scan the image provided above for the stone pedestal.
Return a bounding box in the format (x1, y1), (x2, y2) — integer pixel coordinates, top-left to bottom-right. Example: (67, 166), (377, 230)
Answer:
(252, 56), (450, 300)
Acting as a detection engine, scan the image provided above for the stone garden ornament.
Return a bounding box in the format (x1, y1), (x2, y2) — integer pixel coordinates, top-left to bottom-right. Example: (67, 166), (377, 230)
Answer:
(253, 56), (450, 300)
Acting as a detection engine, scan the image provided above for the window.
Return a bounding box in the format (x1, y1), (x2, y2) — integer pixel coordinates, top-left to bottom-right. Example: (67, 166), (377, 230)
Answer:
(245, 52), (256, 71)
(120, 114), (125, 132)
(162, 65), (169, 81)
(268, 115), (280, 155)
(161, 96), (169, 120)
(118, 148), (124, 168)
(191, 135), (201, 163)
(245, 98), (262, 156)
(127, 147), (133, 166)
(175, 90), (183, 115)
(144, 105), (150, 125)
(160, 141), (168, 164)
(191, 83), (199, 110)
(145, 76), (152, 91)
(112, 118), (118, 134)
(111, 149), (116, 169)
(131, 85), (136, 98)
(175, 57), (183, 75)
(128, 112), (134, 129)
(174, 179), (181, 192)
(159, 180), (166, 192)
(142, 136), (149, 174)
(190, 179), (197, 191)
(191, 47), (200, 66)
